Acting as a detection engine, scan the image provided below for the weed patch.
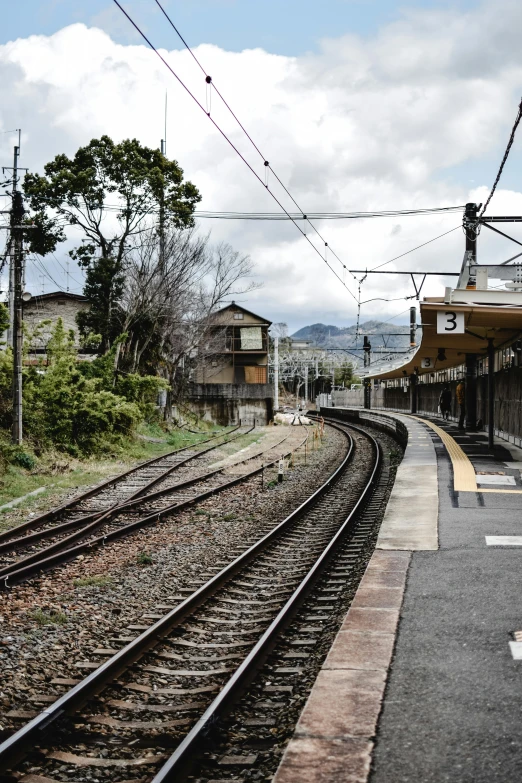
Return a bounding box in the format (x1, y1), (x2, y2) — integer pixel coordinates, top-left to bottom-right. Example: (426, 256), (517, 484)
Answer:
(30, 608), (68, 626)
(73, 575), (113, 588)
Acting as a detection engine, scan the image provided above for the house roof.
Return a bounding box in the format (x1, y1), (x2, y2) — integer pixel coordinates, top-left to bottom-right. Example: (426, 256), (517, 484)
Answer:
(27, 291), (88, 304)
(212, 301), (272, 326)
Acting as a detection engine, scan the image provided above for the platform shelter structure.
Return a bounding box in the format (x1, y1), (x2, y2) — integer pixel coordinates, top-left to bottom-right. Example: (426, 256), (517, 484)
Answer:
(362, 290), (522, 452)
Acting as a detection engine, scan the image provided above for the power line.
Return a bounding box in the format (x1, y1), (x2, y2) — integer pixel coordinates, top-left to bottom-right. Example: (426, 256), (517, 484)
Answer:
(29, 255), (62, 290)
(193, 207), (465, 220)
(112, 0), (361, 302)
(153, 0), (361, 288)
(152, 0), (470, 316)
(480, 98), (522, 218)
(50, 252), (85, 288)
(368, 226), (461, 271)
(148, 0), (469, 314)
(27, 196), (464, 220)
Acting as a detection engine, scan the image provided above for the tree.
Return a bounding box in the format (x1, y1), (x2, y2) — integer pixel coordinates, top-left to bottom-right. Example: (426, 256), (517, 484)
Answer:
(24, 136), (201, 350)
(114, 225), (259, 396)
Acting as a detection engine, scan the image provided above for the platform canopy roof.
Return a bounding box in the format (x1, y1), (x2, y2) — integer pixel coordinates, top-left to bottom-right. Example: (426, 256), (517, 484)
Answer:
(367, 297), (522, 380)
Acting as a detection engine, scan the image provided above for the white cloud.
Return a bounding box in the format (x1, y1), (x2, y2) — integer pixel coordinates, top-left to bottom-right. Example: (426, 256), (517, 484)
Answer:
(1, 3), (522, 329)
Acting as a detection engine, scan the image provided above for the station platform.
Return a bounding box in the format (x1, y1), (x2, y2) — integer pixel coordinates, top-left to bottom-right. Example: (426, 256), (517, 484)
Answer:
(273, 408), (522, 783)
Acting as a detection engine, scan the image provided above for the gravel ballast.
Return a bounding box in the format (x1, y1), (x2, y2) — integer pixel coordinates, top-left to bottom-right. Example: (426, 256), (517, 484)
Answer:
(0, 425), (347, 736)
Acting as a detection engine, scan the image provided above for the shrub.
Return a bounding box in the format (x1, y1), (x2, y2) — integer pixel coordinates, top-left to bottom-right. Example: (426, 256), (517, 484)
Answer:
(11, 450), (36, 470)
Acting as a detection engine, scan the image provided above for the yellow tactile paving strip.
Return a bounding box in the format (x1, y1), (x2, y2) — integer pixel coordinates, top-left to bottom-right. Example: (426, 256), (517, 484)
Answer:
(410, 415), (522, 494)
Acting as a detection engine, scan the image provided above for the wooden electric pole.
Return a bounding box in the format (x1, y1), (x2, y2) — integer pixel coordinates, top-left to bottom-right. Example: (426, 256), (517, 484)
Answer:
(0, 138), (25, 444)
(11, 182), (24, 445)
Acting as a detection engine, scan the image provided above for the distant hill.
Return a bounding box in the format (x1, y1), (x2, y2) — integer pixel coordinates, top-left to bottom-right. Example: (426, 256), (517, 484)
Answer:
(291, 321), (411, 351)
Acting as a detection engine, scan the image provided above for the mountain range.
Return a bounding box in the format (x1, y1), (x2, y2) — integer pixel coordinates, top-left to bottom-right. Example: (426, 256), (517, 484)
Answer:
(291, 321), (411, 351)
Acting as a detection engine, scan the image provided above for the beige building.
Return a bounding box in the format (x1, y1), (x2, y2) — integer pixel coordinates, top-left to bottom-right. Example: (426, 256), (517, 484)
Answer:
(196, 302), (271, 384)
(23, 291), (89, 353)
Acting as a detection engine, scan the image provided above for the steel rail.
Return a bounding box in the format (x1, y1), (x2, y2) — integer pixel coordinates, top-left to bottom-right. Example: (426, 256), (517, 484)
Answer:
(0, 424), (241, 545)
(0, 423), (344, 771)
(152, 421), (381, 781)
(0, 428), (304, 588)
(0, 424), (251, 555)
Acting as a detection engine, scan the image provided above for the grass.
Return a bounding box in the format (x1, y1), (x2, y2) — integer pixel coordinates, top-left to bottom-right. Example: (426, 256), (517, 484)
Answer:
(30, 608), (68, 626)
(211, 431), (262, 460)
(0, 424), (226, 534)
(73, 575), (114, 588)
(137, 551), (153, 565)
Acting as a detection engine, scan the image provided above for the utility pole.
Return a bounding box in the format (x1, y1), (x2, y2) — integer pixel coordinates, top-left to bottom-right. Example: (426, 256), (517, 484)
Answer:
(0, 136), (26, 444)
(7, 145), (20, 348)
(159, 139), (166, 275)
(273, 336), (279, 411)
(363, 335), (371, 367)
(304, 363), (308, 403)
(463, 202), (479, 430)
(409, 306), (417, 347)
(11, 171), (24, 444)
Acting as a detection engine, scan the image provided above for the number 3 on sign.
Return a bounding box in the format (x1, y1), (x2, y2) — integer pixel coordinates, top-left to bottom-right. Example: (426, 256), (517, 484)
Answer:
(437, 310), (465, 334)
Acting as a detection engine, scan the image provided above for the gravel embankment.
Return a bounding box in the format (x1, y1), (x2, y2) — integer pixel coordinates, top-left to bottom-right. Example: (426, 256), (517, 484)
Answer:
(0, 425), (346, 734)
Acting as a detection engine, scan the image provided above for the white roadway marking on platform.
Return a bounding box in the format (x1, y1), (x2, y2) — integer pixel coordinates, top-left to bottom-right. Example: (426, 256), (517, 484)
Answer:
(509, 641), (522, 660)
(486, 536), (522, 546)
(477, 475), (516, 485)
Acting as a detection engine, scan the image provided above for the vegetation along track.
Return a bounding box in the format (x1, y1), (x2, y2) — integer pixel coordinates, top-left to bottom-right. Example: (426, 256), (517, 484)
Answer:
(0, 418), (396, 783)
(0, 424), (302, 588)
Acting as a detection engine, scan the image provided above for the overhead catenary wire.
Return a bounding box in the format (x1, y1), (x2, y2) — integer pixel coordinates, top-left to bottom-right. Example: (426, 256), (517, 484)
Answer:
(480, 98), (522, 218)
(153, 0), (362, 287)
(368, 225), (461, 272)
(151, 0), (468, 302)
(111, 0), (361, 302)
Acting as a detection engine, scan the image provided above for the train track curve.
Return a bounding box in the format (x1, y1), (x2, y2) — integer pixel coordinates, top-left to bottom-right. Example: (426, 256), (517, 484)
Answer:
(0, 425), (304, 588)
(0, 418), (386, 783)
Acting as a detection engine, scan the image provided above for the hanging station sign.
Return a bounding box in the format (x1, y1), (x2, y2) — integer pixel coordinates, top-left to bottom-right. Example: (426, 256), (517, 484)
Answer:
(436, 310), (465, 334)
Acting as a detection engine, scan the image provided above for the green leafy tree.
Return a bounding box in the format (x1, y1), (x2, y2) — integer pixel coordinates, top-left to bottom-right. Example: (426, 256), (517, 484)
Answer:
(23, 136), (201, 351)
(22, 319), (142, 455)
(334, 362), (356, 386)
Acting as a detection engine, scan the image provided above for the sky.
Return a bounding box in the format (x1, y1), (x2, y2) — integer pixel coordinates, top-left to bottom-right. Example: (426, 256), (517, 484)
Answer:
(1, 0), (522, 333)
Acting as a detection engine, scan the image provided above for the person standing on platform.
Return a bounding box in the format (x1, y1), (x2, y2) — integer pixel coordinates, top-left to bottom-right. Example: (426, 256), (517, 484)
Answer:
(439, 385), (452, 420)
(456, 379), (465, 430)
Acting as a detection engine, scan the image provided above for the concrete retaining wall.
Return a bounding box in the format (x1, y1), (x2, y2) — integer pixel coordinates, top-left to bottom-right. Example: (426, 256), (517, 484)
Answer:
(186, 383), (274, 426)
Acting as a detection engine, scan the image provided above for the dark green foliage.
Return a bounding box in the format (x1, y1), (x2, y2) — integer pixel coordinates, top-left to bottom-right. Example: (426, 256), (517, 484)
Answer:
(24, 136), (201, 353)
(0, 304), (10, 341)
(11, 450), (36, 470)
(75, 255), (126, 349)
(23, 211), (66, 256)
(11, 319), (161, 456)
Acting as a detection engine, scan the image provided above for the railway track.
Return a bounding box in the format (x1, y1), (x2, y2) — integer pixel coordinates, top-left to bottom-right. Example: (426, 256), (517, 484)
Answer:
(0, 425), (243, 550)
(0, 425), (306, 589)
(0, 418), (386, 783)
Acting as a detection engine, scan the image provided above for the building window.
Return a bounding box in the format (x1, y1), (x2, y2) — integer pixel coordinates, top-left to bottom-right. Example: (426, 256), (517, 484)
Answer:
(233, 313), (244, 320)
